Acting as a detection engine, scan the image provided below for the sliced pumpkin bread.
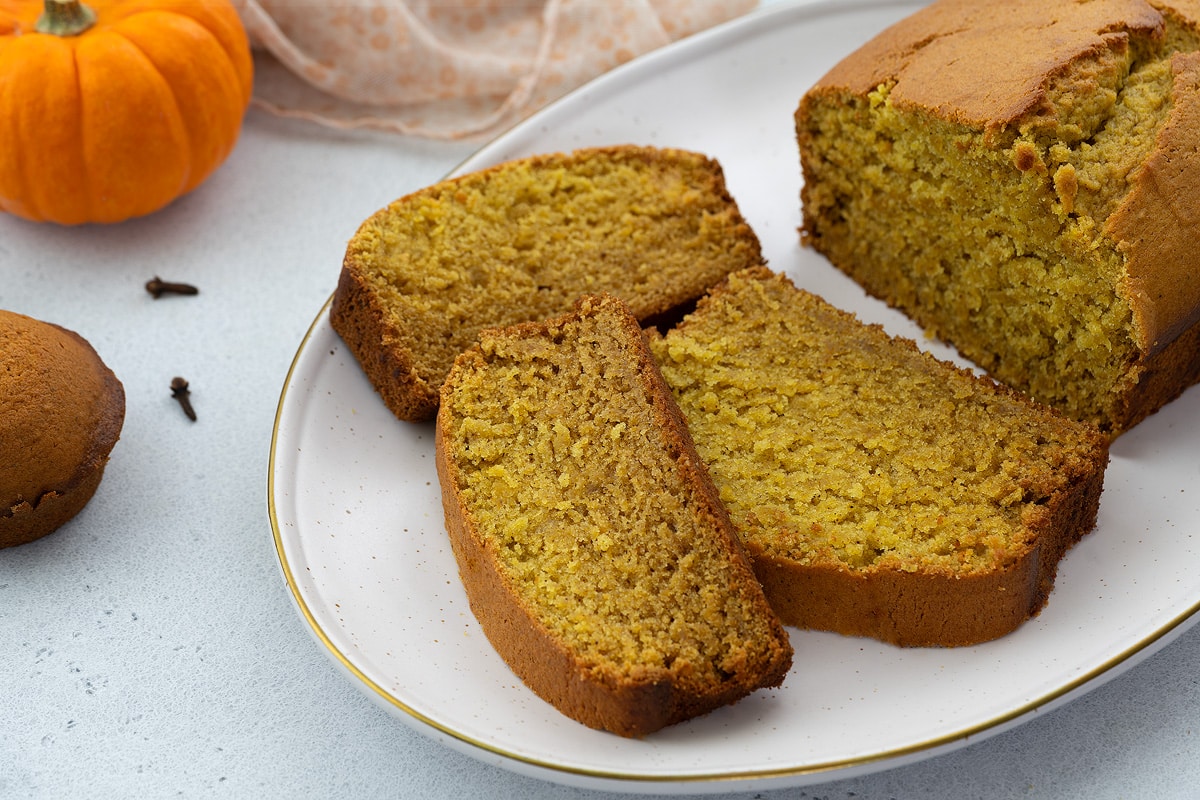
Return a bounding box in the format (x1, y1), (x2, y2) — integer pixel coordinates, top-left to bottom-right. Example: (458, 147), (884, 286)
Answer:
(435, 293), (792, 736)
(333, 145), (763, 422)
(650, 267), (1110, 647)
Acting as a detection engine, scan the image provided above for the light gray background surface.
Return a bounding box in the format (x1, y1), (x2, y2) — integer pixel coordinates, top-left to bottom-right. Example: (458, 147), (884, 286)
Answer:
(3, 6), (1199, 798)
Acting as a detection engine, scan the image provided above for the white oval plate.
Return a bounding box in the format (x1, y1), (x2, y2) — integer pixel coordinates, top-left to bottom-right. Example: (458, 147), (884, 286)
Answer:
(268, 0), (1200, 793)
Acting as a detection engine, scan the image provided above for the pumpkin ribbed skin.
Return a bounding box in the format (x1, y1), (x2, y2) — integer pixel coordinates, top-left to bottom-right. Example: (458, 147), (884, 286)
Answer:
(0, 0), (253, 225)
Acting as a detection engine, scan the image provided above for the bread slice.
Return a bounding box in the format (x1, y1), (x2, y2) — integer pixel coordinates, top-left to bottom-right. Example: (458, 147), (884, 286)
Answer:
(796, 0), (1200, 434)
(649, 267), (1110, 647)
(333, 145), (763, 422)
(435, 294), (792, 737)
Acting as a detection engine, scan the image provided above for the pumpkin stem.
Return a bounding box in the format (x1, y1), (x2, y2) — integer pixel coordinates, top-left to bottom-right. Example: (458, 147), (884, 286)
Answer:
(35, 0), (97, 37)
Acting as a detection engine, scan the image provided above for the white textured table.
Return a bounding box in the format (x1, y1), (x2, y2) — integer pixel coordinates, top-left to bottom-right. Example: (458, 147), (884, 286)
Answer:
(4, 23), (1200, 800)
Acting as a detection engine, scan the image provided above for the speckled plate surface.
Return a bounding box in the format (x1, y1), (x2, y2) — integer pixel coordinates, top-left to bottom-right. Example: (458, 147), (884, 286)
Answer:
(268, 0), (1200, 792)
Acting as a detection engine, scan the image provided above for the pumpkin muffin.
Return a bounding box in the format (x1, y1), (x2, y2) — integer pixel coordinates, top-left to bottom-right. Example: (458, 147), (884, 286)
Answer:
(1, 310), (125, 548)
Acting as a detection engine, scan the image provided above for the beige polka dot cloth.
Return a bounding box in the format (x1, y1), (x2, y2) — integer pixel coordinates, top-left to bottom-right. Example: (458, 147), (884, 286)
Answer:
(233, 0), (758, 140)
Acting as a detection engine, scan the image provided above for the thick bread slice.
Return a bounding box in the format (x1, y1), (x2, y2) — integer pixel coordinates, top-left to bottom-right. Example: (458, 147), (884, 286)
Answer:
(650, 268), (1110, 647)
(435, 294), (792, 737)
(332, 145), (763, 422)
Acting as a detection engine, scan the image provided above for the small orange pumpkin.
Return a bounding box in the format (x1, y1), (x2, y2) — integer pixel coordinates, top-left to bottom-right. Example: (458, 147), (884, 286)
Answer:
(0, 0), (253, 225)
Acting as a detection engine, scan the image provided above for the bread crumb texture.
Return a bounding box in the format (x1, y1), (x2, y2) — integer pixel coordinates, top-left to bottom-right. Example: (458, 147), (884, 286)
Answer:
(439, 296), (786, 690)
(337, 145), (761, 420)
(650, 269), (1105, 578)
(798, 0), (1200, 432)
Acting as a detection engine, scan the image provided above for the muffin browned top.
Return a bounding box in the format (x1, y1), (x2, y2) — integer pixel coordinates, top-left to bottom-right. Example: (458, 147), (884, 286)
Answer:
(1, 310), (125, 513)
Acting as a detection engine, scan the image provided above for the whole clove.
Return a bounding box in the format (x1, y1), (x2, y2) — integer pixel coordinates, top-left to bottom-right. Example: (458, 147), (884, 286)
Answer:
(170, 377), (197, 422)
(146, 276), (199, 299)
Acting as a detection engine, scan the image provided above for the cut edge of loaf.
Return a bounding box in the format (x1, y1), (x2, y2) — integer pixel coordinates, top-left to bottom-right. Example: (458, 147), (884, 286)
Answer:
(330, 265), (432, 423)
(332, 144), (764, 423)
(793, 1), (1200, 434)
(652, 266), (1110, 647)
(435, 293), (792, 736)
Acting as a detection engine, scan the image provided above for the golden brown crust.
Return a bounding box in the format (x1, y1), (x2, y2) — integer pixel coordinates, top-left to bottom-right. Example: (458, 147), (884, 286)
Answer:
(0, 311), (125, 548)
(435, 295), (790, 736)
(808, 0), (1163, 128)
(748, 436), (1106, 647)
(330, 264), (438, 422)
(1155, 1), (1200, 28)
(1110, 49), (1200, 353)
(1116, 304), (1200, 429)
(332, 145), (763, 423)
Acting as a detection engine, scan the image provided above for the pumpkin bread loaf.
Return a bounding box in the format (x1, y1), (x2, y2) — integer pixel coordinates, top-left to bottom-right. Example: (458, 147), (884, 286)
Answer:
(1, 310), (125, 548)
(435, 294), (792, 736)
(797, 0), (1200, 434)
(333, 145), (763, 422)
(649, 268), (1110, 647)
